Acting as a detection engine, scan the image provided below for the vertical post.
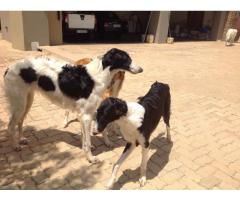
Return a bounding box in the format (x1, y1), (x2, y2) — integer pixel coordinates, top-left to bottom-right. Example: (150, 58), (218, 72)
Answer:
(154, 11), (171, 43)
(211, 11), (228, 41)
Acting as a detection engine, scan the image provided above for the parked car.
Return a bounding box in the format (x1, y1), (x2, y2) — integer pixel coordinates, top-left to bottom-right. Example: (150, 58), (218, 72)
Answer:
(62, 11), (96, 41)
(94, 12), (128, 41)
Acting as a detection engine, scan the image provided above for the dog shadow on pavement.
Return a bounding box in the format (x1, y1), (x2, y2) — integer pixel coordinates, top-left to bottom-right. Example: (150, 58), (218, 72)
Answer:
(111, 133), (173, 190)
(0, 124), (171, 189)
(62, 119), (125, 155)
(0, 125), (115, 189)
(25, 125), (125, 155)
(0, 124), (125, 158)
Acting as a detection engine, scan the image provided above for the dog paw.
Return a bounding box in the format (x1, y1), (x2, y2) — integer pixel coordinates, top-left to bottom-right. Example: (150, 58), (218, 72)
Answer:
(139, 176), (147, 187)
(88, 156), (100, 164)
(19, 138), (28, 145)
(14, 145), (22, 152)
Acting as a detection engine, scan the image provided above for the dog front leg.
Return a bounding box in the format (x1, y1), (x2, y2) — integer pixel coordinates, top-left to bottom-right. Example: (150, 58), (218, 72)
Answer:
(80, 114), (99, 164)
(107, 142), (135, 189)
(139, 146), (149, 187)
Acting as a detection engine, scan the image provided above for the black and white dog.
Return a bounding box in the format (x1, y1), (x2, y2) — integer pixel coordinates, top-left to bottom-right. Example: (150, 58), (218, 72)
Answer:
(3, 48), (143, 163)
(96, 81), (171, 188)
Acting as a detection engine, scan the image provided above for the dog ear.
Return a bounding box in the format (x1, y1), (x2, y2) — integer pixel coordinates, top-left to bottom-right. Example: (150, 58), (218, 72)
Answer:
(102, 54), (111, 67)
(102, 49), (116, 67)
(96, 104), (105, 122)
(102, 48), (122, 68)
(115, 100), (127, 116)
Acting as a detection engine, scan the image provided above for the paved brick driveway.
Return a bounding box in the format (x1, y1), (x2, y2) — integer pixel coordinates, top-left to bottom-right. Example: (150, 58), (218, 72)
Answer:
(0, 40), (240, 189)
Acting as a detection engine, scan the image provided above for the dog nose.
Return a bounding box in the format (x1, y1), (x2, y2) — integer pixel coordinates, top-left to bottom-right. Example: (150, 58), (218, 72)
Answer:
(138, 67), (143, 73)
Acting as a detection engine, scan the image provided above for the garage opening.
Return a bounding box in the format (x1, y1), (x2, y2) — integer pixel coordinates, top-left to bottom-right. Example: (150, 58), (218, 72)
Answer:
(169, 11), (215, 41)
(62, 11), (150, 43)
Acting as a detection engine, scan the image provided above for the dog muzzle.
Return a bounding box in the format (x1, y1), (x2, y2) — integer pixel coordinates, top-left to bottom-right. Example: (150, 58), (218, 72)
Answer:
(129, 63), (143, 74)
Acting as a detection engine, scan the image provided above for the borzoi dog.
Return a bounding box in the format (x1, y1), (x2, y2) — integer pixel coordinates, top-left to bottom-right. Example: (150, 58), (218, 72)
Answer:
(3, 48), (143, 163)
(63, 57), (125, 130)
(96, 82), (171, 188)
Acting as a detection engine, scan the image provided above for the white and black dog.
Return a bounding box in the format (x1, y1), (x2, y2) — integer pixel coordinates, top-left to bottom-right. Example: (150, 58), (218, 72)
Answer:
(3, 48), (143, 163)
(96, 81), (171, 188)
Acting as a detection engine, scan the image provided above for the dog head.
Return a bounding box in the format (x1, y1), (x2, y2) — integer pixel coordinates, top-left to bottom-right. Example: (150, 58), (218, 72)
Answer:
(96, 97), (128, 132)
(102, 48), (143, 74)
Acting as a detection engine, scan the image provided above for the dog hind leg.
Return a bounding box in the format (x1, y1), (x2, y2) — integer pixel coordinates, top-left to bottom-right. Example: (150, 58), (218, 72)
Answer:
(8, 114), (22, 151)
(18, 92), (34, 145)
(163, 93), (171, 142)
(8, 96), (28, 151)
(139, 146), (149, 187)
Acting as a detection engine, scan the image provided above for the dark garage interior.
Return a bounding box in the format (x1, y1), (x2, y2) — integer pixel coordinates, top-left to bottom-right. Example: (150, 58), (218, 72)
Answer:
(169, 11), (215, 41)
(62, 11), (150, 43)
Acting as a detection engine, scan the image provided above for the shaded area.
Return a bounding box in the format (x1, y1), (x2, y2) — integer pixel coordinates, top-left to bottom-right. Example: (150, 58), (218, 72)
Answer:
(0, 126), (125, 189)
(112, 133), (173, 189)
(1, 41), (240, 189)
(0, 118), (6, 129)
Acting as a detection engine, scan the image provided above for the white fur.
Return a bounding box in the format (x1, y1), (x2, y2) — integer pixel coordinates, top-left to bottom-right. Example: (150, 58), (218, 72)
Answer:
(116, 102), (145, 145)
(63, 67), (125, 146)
(107, 102), (148, 188)
(4, 56), (120, 163)
(107, 102), (171, 188)
(225, 28), (238, 46)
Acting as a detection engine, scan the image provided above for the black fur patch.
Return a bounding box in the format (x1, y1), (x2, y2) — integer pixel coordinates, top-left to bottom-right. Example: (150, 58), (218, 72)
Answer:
(19, 67), (37, 84)
(3, 68), (8, 77)
(102, 48), (132, 71)
(138, 82), (171, 142)
(38, 75), (55, 91)
(144, 141), (149, 148)
(58, 65), (94, 100)
(96, 97), (128, 132)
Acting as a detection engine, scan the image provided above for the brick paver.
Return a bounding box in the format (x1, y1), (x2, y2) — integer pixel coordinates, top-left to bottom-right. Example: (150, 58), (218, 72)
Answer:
(0, 40), (240, 189)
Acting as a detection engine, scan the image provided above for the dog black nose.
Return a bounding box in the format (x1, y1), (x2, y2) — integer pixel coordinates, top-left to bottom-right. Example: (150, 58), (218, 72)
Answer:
(138, 67), (143, 73)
